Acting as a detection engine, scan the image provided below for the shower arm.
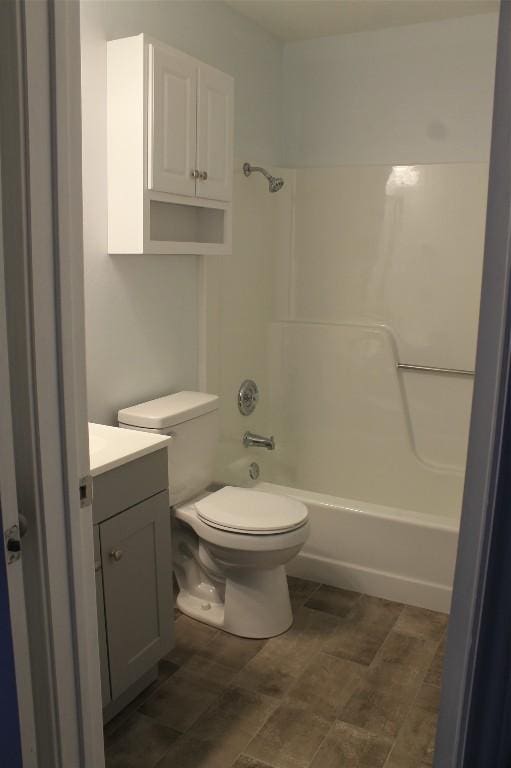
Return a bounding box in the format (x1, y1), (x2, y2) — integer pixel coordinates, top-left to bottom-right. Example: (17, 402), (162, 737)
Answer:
(243, 163), (272, 181)
(243, 162), (284, 193)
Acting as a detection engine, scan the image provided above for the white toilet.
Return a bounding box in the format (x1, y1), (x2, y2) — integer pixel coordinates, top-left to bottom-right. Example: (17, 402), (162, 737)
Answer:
(118, 391), (309, 638)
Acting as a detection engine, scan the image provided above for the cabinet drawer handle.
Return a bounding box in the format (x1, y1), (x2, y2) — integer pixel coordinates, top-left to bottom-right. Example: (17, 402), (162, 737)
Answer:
(191, 169), (200, 179)
(200, 170), (208, 181)
(110, 549), (123, 562)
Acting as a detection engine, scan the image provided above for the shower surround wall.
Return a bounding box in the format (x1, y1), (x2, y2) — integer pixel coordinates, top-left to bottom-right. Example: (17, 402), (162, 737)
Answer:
(206, 160), (490, 609)
(212, 163), (488, 510)
(205, 12), (498, 609)
(268, 163), (488, 513)
(267, 13), (498, 512)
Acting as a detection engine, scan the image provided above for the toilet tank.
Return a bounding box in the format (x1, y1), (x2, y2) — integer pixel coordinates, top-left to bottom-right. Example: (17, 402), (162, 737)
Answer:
(118, 392), (219, 506)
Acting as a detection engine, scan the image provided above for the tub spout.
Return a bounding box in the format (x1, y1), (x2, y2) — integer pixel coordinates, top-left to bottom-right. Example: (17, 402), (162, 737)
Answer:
(243, 431), (275, 450)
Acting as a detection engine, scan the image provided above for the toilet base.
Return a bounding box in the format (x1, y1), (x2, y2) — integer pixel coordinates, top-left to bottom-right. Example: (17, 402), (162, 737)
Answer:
(176, 590), (225, 629)
(176, 565), (294, 639)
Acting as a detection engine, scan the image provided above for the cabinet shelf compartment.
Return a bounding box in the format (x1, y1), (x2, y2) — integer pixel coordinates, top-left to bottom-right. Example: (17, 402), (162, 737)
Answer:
(148, 196), (229, 254)
(108, 190), (232, 256)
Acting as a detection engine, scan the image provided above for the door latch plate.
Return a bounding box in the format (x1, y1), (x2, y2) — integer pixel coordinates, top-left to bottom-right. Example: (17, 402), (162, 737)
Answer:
(80, 475), (93, 508)
(4, 524), (21, 564)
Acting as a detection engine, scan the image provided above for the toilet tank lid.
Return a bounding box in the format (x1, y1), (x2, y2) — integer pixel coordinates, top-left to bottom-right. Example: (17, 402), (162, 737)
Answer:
(118, 391), (219, 429)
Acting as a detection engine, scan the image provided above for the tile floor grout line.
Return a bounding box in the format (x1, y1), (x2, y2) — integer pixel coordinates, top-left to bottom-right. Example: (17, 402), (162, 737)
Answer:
(364, 603), (406, 673)
(318, 597), (405, 669)
(303, 584), (364, 620)
(105, 661), (180, 743)
(350, 610), (399, 661)
(305, 580), (322, 602)
(379, 631), (446, 768)
(107, 711), (181, 768)
(393, 631), (444, 722)
(381, 734), (397, 768)
(304, 717), (336, 768)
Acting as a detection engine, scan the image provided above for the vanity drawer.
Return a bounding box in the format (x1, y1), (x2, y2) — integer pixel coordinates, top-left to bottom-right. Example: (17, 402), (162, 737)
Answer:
(92, 448), (168, 524)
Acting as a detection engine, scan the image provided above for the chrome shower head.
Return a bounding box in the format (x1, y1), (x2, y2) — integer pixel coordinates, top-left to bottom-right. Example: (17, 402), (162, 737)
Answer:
(269, 176), (285, 193)
(243, 162), (285, 193)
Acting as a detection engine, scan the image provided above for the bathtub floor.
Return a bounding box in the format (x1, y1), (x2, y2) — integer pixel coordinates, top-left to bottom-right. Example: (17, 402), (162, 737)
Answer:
(104, 578), (447, 768)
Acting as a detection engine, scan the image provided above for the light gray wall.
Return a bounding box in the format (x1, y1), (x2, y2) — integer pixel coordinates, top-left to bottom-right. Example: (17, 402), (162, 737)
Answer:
(80, 0), (283, 424)
(282, 13), (498, 166)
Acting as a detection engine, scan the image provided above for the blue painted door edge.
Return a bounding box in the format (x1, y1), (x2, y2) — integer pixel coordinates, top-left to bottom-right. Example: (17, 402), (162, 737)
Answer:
(463, 378), (511, 766)
(0, 506), (22, 767)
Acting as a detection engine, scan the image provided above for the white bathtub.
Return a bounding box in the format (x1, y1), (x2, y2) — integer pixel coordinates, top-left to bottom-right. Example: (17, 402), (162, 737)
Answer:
(256, 481), (459, 613)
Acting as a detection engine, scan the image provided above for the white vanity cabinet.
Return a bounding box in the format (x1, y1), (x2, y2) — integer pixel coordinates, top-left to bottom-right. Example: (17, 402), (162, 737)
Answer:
(107, 34), (233, 255)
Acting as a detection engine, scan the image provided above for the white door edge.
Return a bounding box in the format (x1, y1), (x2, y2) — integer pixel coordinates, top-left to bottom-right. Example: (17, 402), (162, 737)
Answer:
(0, 1), (104, 765)
(0, 147), (38, 768)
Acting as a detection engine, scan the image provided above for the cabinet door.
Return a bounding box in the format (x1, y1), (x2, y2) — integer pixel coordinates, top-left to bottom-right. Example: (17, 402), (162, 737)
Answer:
(95, 569), (111, 708)
(148, 43), (197, 197)
(100, 491), (172, 700)
(196, 64), (233, 202)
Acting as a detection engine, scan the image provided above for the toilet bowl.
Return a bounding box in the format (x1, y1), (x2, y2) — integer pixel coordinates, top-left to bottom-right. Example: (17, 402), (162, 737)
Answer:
(118, 391), (310, 638)
(173, 485), (310, 637)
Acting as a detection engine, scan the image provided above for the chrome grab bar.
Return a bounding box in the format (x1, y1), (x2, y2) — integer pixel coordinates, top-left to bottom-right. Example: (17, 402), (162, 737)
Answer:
(397, 363), (475, 377)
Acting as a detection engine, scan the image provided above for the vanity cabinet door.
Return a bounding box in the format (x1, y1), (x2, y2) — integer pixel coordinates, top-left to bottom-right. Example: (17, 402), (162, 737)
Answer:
(100, 491), (172, 699)
(95, 568), (111, 708)
(93, 525), (111, 707)
(196, 64), (233, 202)
(148, 42), (197, 197)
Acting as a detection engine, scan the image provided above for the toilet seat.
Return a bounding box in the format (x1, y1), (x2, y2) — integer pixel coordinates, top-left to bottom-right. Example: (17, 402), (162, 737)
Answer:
(195, 486), (308, 535)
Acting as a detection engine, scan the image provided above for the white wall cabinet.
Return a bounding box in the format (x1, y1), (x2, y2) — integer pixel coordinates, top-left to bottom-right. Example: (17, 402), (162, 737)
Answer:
(149, 45), (198, 199)
(107, 34), (233, 255)
(196, 64), (233, 202)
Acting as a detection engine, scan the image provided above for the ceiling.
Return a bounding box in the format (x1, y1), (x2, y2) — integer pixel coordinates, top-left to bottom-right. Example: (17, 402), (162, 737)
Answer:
(225, 0), (499, 41)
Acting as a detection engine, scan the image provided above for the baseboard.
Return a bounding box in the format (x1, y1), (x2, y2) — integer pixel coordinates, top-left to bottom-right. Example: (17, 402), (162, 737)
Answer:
(287, 552), (452, 613)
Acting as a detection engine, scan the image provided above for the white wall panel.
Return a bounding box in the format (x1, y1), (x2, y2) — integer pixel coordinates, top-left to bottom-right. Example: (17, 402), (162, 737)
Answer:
(282, 13), (498, 167)
(292, 164), (488, 371)
(268, 322), (465, 515)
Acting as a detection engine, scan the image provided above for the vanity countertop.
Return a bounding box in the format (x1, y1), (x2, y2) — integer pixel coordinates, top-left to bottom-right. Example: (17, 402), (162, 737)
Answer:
(89, 422), (171, 477)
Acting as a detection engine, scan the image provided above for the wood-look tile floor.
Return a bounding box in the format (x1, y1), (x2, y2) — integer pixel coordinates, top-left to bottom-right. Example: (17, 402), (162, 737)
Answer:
(104, 578), (447, 768)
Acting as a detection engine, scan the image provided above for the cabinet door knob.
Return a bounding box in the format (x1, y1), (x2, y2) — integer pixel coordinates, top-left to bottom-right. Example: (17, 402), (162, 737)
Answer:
(191, 169), (200, 179)
(110, 549), (123, 562)
(200, 170), (208, 181)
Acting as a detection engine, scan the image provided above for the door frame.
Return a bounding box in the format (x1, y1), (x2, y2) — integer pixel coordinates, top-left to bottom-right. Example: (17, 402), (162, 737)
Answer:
(3, 0), (511, 766)
(435, 1), (511, 765)
(0, 0), (104, 765)
(0, 144), (34, 768)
